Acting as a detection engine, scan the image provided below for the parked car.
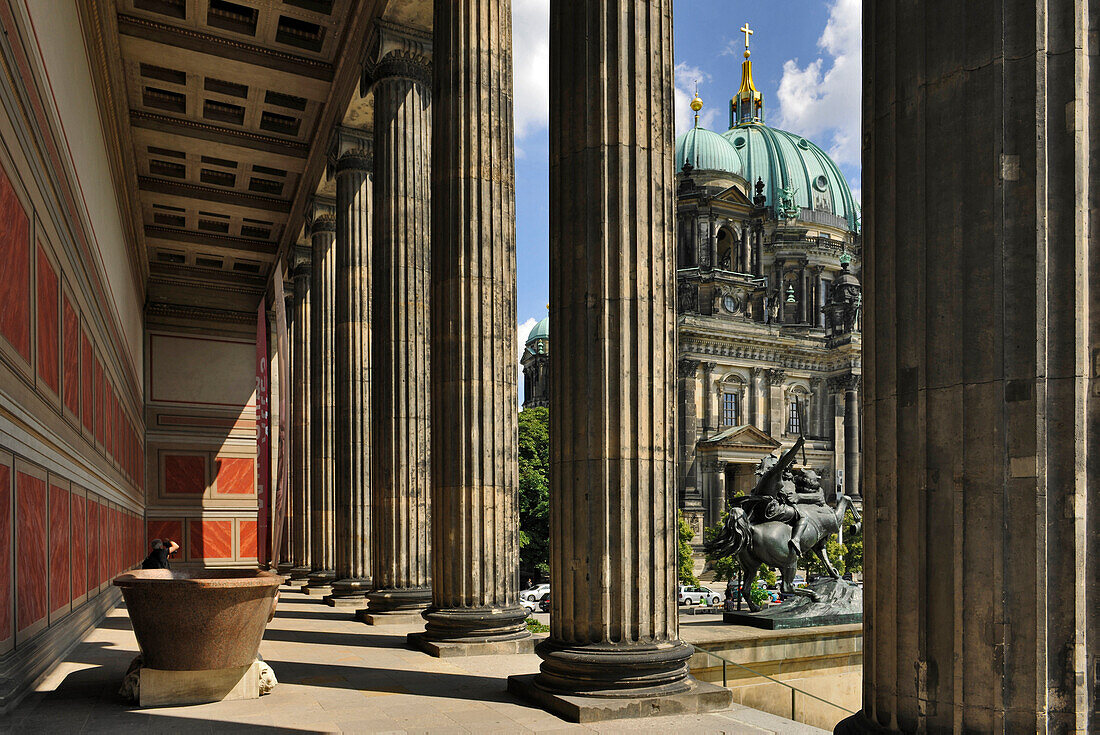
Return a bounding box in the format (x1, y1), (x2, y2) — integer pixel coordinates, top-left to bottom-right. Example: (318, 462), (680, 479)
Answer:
(521, 584), (550, 603)
(678, 585), (720, 606)
(539, 595), (551, 613)
(521, 598), (538, 615)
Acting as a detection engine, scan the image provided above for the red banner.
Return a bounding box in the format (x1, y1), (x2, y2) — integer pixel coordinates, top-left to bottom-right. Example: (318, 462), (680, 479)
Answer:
(256, 298), (270, 566)
(270, 264), (290, 567)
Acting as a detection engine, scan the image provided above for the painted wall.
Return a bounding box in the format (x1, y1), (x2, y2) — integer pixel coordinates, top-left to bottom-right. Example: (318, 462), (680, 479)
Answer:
(0, 0), (145, 711)
(144, 327), (260, 566)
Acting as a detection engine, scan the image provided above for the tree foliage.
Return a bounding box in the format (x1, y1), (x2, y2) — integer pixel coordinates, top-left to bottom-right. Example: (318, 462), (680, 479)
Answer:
(842, 510), (863, 574)
(518, 407), (550, 581)
(677, 510), (699, 585)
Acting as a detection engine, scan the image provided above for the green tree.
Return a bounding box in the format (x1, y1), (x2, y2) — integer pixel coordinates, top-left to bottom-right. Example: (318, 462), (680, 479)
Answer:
(677, 511), (699, 585)
(518, 407), (550, 581)
(842, 510), (863, 574)
(804, 536), (847, 578)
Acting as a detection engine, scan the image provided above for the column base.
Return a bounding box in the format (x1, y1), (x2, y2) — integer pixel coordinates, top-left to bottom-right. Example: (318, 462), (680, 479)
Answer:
(324, 578), (371, 608)
(409, 631), (535, 658)
(276, 562), (294, 575)
(304, 570), (335, 597)
(833, 711), (893, 734)
(365, 587), (431, 613)
(356, 609), (426, 627)
(288, 566), (312, 581)
(421, 605), (530, 645)
(507, 674), (731, 724)
(534, 638), (695, 697)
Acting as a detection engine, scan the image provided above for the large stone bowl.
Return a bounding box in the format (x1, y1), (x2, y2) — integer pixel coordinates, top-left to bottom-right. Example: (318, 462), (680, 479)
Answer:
(113, 569), (281, 671)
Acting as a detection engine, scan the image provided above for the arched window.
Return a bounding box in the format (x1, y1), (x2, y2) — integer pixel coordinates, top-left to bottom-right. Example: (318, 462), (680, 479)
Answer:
(786, 385), (809, 435)
(719, 375), (745, 427)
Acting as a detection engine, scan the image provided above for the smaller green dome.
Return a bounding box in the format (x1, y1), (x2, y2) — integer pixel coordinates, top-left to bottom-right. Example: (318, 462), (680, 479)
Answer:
(675, 126), (742, 175)
(526, 317), (549, 345)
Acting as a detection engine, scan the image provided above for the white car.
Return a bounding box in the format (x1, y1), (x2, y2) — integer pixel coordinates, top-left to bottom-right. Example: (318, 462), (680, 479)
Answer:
(521, 584), (550, 603)
(678, 585), (721, 606)
(521, 598), (538, 615)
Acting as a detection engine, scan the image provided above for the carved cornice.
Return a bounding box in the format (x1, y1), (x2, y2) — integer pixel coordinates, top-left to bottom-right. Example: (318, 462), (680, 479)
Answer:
(129, 110), (309, 157)
(145, 302), (256, 324)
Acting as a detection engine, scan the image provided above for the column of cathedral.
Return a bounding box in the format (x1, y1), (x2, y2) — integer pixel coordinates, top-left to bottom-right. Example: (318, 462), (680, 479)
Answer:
(841, 375), (860, 498)
(700, 362), (716, 437)
(414, 0), (531, 655)
(813, 266), (826, 328)
(365, 32), (433, 622)
(677, 359), (703, 515)
(839, 2), (1097, 731)
(327, 131), (373, 607)
(306, 208), (337, 594)
(512, 0), (729, 713)
(750, 366), (765, 431)
(766, 369), (785, 435)
(289, 247), (312, 581)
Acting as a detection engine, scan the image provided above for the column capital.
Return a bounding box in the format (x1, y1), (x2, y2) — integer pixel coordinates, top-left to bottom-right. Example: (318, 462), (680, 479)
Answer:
(828, 373), (860, 392)
(310, 213), (336, 235)
(766, 368), (786, 386)
(750, 366), (766, 380)
(307, 197), (336, 233)
(330, 127), (373, 177)
(369, 20), (432, 89)
(677, 358), (700, 378)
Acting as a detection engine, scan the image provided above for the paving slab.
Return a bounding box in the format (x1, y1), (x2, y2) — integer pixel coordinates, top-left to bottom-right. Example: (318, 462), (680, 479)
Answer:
(0, 587), (830, 733)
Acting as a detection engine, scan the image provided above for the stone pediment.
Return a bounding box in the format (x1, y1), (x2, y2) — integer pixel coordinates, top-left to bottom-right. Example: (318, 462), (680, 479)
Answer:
(699, 425), (781, 451)
(713, 184), (754, 207)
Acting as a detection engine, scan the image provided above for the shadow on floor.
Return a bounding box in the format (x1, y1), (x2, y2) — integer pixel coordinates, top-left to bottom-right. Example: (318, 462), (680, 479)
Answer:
(261, 628), (412, 651)
(271, 609), (359, 622)
(265, 658), (517, 705)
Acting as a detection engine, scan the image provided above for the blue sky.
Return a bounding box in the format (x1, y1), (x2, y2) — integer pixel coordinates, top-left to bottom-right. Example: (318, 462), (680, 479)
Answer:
(510, 0), (861, 390)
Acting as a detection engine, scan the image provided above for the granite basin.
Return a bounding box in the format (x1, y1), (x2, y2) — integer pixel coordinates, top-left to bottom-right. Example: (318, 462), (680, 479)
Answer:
(113, 569), (281, 671)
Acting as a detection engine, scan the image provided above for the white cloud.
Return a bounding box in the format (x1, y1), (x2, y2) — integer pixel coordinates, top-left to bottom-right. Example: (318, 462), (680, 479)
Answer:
(511, 0), (549, 142)
(774, 0), (861, 168)
(674, 63), (721, 136)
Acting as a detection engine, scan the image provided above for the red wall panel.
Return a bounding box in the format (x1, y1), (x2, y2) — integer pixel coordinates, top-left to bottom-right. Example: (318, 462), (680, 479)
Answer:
(0, 163), (30, 362)
(62, 295), (79, 415)
(215, 457), (254, 495)
(94, 357), (104, 446)
(36, 248), (58, 394)
(0, 463), (11, 643)
(164, 455), (205, 495)
(85, 499), (98, 593)
(70, 493), (86, 600)
(48, 482), (69, 612)
(190, 519), (231, 560)
(81, 332), (93, 433)
(147, 518), (183, 560)
(15, 470), (46, 633)
(239, 519), (257, 559)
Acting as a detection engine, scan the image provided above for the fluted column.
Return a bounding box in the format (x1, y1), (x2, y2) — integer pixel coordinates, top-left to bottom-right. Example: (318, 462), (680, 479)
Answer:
(814, 266), (826, 328)
(749, 366), (765, 431)
(327, 139), (374, 607)
(306, 211), (336, 593)
(531, 0), (715, 702)
(842, 375), (860, 498)
(290, 247), (312, 580)
(414, 0), (530, 654)
(838, 2), (1098, 731)
(366, 42), (433, 619)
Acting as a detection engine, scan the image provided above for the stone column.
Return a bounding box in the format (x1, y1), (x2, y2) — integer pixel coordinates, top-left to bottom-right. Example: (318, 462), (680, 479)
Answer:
(509, 0), (730, 718)
(766, 369), (785, 436)
(838, 3), (1098, 731)
(289, 247), (312, 582)
(677, 359), (703, 516)
(749, 366), (765, 431)
(306, 208), (336, 595)
(739, 230), (751, 274)
(799, 266), (810, 323)
(700, 362), (716, 437)
(814, 266), (826, 328)
(753, 226), (763, 277)
(365, 28), (433, 623)
(327, 133), (374, 609)
(841, 374), (860, 498)
(810, 377), (826, 439)
(711, 461), (727, 527)
(412, 0), (531, 656)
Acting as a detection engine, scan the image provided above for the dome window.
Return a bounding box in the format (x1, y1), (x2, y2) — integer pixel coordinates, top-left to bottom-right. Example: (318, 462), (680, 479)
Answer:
(797, 138), (811, 150)
(813, 174), (829, 192)
(733, 135), (747, 149)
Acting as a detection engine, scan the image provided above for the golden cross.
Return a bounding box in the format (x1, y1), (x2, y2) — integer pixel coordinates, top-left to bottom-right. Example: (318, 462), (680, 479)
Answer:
(740, 22), (754, 49)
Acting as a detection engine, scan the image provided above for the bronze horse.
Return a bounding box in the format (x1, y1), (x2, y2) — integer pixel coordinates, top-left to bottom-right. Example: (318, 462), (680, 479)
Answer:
(706, 492), (861, 613)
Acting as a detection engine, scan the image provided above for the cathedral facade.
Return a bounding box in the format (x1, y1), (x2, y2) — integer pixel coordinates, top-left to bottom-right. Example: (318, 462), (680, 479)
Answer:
(522, 34), (863, 547)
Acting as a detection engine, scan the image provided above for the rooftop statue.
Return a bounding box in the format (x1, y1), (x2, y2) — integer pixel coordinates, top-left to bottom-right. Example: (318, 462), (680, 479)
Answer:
(704, 435), (861, 613)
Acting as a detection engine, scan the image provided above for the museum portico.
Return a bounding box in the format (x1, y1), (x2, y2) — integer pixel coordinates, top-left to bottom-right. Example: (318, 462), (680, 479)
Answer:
(0, 0), (1097, 731)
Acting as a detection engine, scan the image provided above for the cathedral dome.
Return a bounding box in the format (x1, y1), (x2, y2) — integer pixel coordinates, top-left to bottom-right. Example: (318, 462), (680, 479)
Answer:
(526, 316), (549, 345)
(721, 123), (860, 232)
(674, 126), (742, 175)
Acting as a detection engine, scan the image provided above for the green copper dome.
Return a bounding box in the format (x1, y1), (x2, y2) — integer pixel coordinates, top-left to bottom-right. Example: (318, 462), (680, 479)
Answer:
(526, 316), (549, 345)
(675, 126), (743, 175)
(721, 123), (860, 232)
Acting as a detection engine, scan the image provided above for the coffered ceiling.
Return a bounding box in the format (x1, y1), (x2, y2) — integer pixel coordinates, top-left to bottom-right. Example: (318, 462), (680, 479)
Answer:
(88, 0), (432, 317)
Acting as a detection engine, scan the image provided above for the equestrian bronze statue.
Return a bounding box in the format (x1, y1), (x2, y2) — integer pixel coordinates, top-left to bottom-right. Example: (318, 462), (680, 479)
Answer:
(704, 436), (861, 612)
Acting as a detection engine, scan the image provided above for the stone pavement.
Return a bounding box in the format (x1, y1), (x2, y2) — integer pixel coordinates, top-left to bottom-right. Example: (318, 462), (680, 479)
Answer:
(0, 585), (827, 734)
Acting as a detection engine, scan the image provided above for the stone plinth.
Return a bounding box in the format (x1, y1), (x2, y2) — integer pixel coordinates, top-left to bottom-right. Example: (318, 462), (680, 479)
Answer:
(356, 610), (426, 627)
(408, 632), (536, 658)
(137, 661), (267, 708)
(507, 674), (731, 724)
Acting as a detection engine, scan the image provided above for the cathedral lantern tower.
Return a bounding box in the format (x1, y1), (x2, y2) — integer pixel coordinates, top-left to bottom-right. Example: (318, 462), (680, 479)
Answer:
(731, 23), (765, 127)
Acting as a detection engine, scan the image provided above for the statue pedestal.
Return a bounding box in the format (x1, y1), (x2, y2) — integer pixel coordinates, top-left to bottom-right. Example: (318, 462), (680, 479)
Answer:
(724, 578), (861, 629)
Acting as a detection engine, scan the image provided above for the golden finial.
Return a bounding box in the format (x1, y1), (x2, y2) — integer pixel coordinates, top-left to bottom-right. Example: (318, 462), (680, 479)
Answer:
(740, 22), (753, 58)
(690, 81), (703, 126)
